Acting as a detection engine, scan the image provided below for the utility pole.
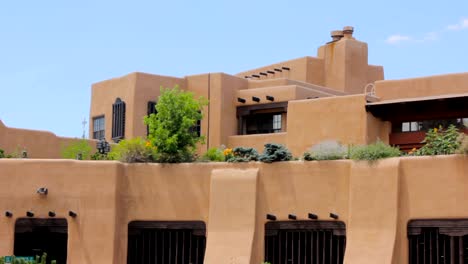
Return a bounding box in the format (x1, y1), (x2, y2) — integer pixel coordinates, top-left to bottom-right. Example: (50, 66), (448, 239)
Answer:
(82, 118), (87, 139)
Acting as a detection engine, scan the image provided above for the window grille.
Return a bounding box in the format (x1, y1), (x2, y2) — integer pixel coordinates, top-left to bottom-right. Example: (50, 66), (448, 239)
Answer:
(92, 116), (105, 139)
(265, 221), (346, 264)
(112, 98), (126, 142)
(127, 221), (206, 264)
(408, 219), (468, 264)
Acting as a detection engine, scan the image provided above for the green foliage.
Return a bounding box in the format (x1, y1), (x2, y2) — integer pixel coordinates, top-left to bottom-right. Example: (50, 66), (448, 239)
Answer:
(227, 147), (259, 162)
(259, 143), (292, 163)
(415, 125), (462, 156)
(457, 133), (468, 154)
(349, 140), (401, 161)
(90, 152), (112, 160)
(0, 148), (4, 158)
(61, 139), (92, 160)
(200, 147), (225, 162)
(144, 86), (208, 163)
(303, 140), (348, 161)
(0, 253), (55, 264)
(108, 137), (156, 163)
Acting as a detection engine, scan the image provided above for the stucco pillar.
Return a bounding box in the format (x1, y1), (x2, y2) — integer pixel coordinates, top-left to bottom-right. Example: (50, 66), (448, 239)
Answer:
(344, 159), (400, 264)
(204, 168), (259, 264)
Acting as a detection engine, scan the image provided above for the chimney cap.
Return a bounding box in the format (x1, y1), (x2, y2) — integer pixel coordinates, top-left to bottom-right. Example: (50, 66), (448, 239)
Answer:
(331, 30), (344, 37)
(343, 26), (354, 34)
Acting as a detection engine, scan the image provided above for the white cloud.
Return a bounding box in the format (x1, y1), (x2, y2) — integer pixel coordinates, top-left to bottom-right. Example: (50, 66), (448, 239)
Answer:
(447, 18), (468, 30)
(386, 34), (412, 44)
(423, 31), (438, 41)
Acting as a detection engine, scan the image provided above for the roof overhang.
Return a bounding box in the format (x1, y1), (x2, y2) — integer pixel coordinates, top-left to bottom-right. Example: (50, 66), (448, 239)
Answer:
(366, 93), (468, 121)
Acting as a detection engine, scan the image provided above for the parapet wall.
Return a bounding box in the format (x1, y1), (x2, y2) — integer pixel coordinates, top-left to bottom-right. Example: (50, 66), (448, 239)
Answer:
(0, 120), (96, 159)
(0, 155), (467, 263)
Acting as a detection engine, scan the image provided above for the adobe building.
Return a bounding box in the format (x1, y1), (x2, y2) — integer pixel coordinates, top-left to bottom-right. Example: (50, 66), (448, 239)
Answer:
(0, 27), (467, 264)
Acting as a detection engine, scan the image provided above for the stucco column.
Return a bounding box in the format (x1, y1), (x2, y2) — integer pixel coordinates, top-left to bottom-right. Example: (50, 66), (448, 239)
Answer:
(204, 168), (259, 264)
(344, 159), (400, 264)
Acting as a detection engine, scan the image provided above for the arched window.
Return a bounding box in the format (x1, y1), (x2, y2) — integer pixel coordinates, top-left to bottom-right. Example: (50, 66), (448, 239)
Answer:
(112, 98), (126, 142)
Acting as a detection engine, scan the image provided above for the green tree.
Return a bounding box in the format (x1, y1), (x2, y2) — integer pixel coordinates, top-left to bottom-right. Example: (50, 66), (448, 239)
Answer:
(144, 86), (207, 163)
(61, 139), (92, 160)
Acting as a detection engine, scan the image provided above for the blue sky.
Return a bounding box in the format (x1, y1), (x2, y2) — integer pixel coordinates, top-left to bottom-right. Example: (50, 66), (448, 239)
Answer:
(0, 0), (467, 138)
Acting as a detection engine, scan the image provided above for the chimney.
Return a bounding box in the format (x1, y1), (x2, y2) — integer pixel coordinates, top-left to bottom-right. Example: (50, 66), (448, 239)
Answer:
(343, 26), (354, 39)
(330, 30), (344, 42)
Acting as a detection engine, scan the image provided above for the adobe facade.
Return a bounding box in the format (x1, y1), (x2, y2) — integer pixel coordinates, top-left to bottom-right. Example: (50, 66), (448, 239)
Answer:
(0, 27), (468, 264)
(88, 26), (467, 156)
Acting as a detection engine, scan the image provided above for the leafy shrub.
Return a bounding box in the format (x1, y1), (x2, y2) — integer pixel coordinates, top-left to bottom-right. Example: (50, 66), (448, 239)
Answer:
(144, 86), (208, 163)
(259, 143), (292, 163)
(199, 147), (225, 162)
(108, 137), (156, 163)
(303, 140), (347, 161)
(0, 148), (4, 158)
(61, 139), (92, 160)
(456, 133), (468, 154)
(90, 152), (112, 160)
(349, 141), (401, 161)
(0, 253), (55, 264)
(227, 147), (259, 162)
(415, 125), (461, 156)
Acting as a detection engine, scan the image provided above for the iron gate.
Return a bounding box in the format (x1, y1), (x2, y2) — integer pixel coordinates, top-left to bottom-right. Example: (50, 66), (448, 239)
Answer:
(265, 220), (346, 264)
(408, 219), (468, 264)
(127, 221), (206, 264)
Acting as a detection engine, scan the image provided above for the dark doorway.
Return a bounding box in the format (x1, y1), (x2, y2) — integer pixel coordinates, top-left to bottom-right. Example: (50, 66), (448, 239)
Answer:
(265, 220), (346, 264)
(14, 218), (68, 264)
(127, 221), (206, 264)
(408, 219), (468, 264)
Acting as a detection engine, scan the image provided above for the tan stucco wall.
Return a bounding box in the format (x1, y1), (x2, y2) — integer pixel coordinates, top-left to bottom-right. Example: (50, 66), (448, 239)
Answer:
(286, 95), (369, 155)
(0, 156), (467, 263)
(228, 133), (287, 153)
(0, 120), (95, 159)
(132, 73), (185, 138)
(317, 37), (384, 94)
(236, 57), (325, 85)
(374, 72), (468, 101)
(89, 72), (185, 141)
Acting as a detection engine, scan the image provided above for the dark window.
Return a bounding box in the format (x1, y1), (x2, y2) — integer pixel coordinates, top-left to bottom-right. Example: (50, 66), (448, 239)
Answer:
(112, 98), (126, 142)
(237, 102), (287, 135)
(408, 219), (468, 264)
(127, 221), (206, 264)
(14, 218), (68, 264)
(393, 118), (468, 133)
(189, 111), (202, 137)
(265, 220), (346, 264)
(147, 101), (157, 136)
(244, 113), (283, 134)
(92, 116), (105, 139)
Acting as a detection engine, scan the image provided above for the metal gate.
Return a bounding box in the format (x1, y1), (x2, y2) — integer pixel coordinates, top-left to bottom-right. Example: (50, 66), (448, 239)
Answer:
(127, 221), (206, 264)
(265, 221), (346, 264)
(408, 219), (468, 264)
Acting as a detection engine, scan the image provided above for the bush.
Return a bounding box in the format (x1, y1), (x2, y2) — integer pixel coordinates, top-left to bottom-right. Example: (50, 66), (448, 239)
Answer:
(108, 137), (156, 163)
(456, 133), (468, 154)
(415, 125), (462, 156)
(200, 147), (225, 162)
(144, 86), (208, 163)
(259, 143), (292, 163)
(303, 140), (347, 161)
(90, 152), (112, 160)
(0, 148), (4, 158)
(349, 141), (401, 161)
(61, 139), (91, 160)
(227, 147), (259, 162)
